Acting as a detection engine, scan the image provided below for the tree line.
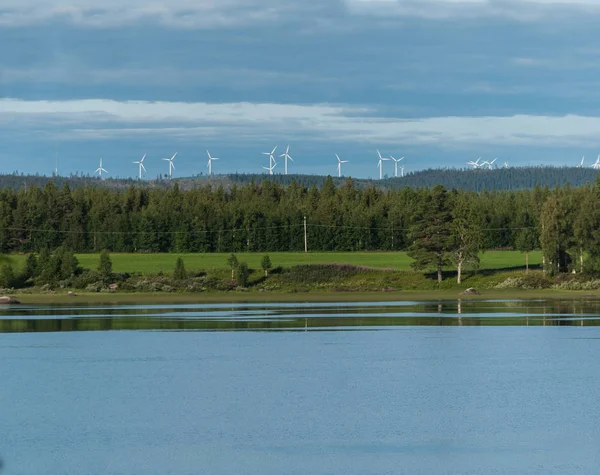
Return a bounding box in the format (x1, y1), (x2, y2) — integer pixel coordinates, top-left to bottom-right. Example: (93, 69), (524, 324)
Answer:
(0, 177), (599, 279)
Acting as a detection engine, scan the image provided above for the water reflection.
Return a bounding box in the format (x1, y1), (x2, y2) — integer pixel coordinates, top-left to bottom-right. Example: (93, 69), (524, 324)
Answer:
(0, 299), (599, 333)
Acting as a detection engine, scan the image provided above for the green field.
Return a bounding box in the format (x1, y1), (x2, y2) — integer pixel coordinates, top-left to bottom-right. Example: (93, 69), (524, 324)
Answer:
(6, 250), (542, 274)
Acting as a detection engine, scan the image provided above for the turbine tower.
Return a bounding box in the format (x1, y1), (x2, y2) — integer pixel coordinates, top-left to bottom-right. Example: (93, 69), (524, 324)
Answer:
(207, 150), (219, 176)
(133, 154), (146, 180)
(336, 154), (348, 177)
(163, 152), (177, 179)
(263, 146), (278, 169)
(376, 150), (389, 180)
(279, 145), (293, 175)
(95, 158), (108, 179)
(263, 163), (276, 175)
(390, 155), (404, 177)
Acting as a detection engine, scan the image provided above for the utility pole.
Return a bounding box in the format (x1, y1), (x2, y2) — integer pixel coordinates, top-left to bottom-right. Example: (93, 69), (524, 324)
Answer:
(304, 215), (308, 253)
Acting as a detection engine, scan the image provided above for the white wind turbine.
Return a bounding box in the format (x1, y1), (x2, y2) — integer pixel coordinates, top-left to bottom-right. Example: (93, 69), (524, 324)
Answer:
(263, 146), (278, 169)
(163, 152), (177, 179)
(133, 154), (146, 179)
(376, 150), (389, 180)
(578, 156), (585, 168)
(95, 157), (108, 178)
(487, 158), (497, 169)
(206, 150), (219, 176)
(263, 162), (276, 175)
(592, 155), (600, 170)
(467, 157), (482, 169)
(400, 165), (405, 177)
(389, 155), (404, 177)
(336, 154), (348, 177)
(504, 160), (509, 168)
(279, 145), (293, 175)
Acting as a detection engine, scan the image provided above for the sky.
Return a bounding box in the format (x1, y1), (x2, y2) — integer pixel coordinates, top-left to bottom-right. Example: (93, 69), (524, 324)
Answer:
(3, 0), (600, 179)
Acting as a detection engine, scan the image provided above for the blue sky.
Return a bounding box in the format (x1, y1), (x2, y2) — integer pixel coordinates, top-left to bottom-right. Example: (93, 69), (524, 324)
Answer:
(3, 0), (600, 179)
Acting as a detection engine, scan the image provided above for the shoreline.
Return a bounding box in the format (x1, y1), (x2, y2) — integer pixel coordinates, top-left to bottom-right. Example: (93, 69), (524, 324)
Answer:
(8, 289), (600, 305)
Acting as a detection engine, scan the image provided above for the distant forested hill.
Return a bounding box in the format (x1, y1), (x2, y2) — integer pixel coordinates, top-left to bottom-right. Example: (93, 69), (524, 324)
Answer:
(0, 167), (597, 191)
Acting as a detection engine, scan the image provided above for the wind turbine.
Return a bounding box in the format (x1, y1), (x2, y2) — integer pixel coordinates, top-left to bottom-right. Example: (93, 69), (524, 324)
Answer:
(163, 152), (177, 179)
(487, 158), (497, 169)
(263, 163), (276, 175)
(95, 157), (108, 178)
(376, 150), (389, 180)
(336, 154), (348, 177)
(467, 157), (482, 168)
(206, 150), (219, 176)
(133, 154), (146, 180)
(400, 165), (405, 178)
(578, 156), (585, 168)
(504, 160), (509, 168)
(263, 146), (278, 169)
(279, 145), (293, 175)
(592, 155), (600, 170)
(389, 155), (404, 177)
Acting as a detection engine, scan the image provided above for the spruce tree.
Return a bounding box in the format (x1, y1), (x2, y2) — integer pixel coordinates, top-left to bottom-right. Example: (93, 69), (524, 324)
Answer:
(261, 254), (272, 277)
(97, 250), (113, 283)
(407, 185), (453, 283)
(173, 257), (187, 280)
(236, 262), (250, 287)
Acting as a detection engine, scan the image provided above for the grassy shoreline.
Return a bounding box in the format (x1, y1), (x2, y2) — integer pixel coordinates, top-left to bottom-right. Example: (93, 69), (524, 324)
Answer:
(9, 289), (600, 305)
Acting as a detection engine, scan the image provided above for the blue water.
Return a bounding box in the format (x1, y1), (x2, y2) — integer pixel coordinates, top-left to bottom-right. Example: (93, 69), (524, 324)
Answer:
(2, 302), (600, 474)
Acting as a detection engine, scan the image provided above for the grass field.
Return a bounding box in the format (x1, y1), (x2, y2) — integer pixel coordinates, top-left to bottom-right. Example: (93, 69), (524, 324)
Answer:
(6, 250), (542, 274)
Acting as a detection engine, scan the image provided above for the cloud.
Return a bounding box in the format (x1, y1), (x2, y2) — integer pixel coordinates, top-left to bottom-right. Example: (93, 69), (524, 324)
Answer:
(2, 98), (600, 147)
(0, 0), (310, 28)
(344, 0), (600, 19)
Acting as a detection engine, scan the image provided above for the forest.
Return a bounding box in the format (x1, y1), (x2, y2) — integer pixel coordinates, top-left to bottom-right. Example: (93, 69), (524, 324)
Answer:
(1, 166), (598, 192)
(0, 176), (599, 282)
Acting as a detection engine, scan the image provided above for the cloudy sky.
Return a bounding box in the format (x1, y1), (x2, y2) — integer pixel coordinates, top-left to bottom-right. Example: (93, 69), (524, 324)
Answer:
(2, 0), (600, 178)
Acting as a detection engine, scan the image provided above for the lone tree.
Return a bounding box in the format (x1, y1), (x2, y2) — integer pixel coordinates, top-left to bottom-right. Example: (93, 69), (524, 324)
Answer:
(407, 185), (453, 283)
(98, 250), (113, 283)
(227, 253), (238, 279)
(236, 262), (250, 287)
(174, 257), (187, 280)
(450, 192), (483, 284)
(261, 254), (272, 277)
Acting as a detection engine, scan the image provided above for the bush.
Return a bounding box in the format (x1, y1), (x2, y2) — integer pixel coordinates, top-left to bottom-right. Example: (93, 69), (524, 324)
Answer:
(0, 263), (17, 288)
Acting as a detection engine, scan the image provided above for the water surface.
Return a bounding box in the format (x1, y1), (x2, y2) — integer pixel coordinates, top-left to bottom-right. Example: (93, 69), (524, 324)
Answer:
(1, 299), (599, 474)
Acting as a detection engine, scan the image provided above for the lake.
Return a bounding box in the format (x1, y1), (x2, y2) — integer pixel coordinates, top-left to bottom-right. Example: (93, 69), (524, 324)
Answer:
(1, 299), (600, 474)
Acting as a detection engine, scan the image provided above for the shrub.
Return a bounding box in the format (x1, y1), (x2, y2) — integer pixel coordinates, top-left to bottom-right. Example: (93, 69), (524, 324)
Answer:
(0, 263), (17, 288)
